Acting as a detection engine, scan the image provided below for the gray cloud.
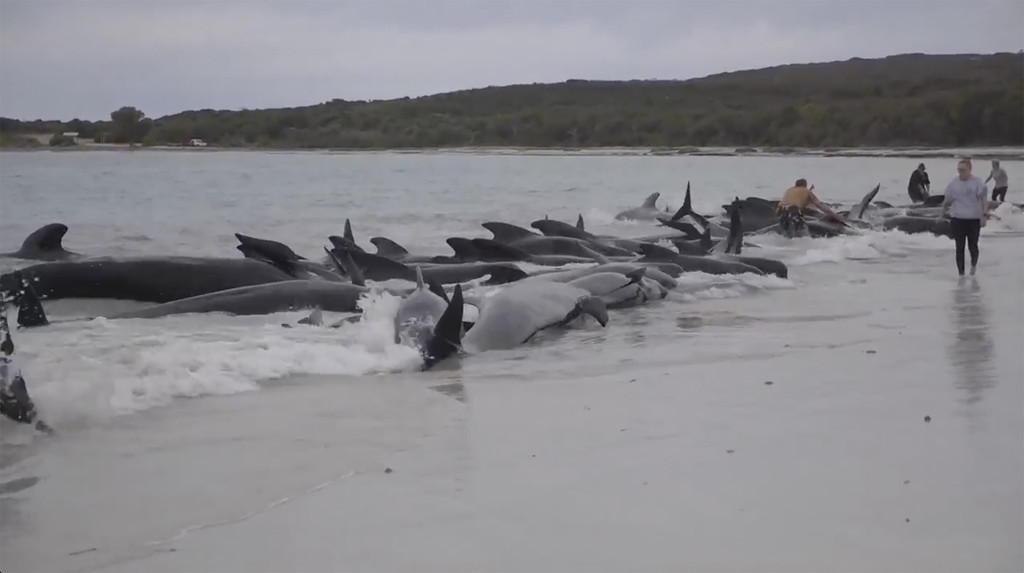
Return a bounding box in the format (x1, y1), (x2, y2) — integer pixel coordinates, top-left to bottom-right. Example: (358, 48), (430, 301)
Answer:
(1, 0), (1021, 120)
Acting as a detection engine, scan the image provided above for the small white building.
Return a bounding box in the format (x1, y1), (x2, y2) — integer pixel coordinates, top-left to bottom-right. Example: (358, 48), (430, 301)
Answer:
(62, 132), (79, 143)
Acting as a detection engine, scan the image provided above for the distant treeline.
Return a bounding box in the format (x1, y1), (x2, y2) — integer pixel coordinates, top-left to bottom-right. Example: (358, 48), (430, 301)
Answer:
(3, 52), (1022, 149)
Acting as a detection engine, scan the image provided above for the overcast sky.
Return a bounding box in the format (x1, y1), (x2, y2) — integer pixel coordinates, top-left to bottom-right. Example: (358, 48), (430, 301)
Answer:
(1, 0), (1021, 121)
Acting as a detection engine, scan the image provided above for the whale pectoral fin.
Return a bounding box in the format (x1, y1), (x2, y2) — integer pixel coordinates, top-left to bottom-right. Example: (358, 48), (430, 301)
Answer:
(14, 275), (49, 329)
(297, 307), (323, 327)
(625, 267), (647, 284)
(323, 247), (365, 287)
(427, 278), (450, 303)
(423, 284), (464, 370)
(855, 184), (882, 220)
(579, 245), (608, 265)
(724, 201), (744, 255)
(482, 265), (528, 286)
(578, 296), (608, 327)
(1, 374), (40, 427)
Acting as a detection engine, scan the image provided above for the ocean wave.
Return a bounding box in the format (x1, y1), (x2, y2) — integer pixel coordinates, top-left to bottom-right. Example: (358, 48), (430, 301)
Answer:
(11, 292), (422, 426)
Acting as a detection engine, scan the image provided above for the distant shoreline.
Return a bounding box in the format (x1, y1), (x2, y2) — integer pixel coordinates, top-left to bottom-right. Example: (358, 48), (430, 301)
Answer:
(3, 142), (1022, 160)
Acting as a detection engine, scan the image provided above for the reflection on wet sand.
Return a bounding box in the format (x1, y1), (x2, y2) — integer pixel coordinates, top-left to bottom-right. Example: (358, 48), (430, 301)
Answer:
(948, 278), (996, 406)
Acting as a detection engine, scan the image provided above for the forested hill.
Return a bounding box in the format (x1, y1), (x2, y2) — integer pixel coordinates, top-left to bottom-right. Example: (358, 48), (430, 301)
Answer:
(3, 52), (1022, 149)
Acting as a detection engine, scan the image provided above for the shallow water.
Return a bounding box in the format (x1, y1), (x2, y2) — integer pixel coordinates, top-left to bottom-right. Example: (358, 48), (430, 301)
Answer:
(1, 150), (1023, 572)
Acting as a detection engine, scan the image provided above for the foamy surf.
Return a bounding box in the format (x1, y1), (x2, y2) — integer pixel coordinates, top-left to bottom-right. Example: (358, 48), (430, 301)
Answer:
(670, 270), (794, 302)
(9, 292), (423, 426)
(749, 225), (952, 266)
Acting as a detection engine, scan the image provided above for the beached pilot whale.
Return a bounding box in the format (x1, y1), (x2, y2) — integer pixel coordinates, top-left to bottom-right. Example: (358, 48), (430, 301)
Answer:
(7, 270), (368, 327)
(882, 216), (952, 237)
(234, 233), (347, 282)
(1, 223), (81, 261)
(1, 257), (297, 304)
(566, 268), (665, 309)
(481, 222), (636, 258)
(614, 192), (669, 221)
(393, 268), (466, 369)
(327, 241), (528, 286)
(461, 281), (608, 353)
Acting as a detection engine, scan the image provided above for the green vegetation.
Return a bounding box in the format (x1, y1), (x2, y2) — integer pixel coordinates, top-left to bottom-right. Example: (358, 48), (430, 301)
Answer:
(2, 53), (1021, 149)
(48, 133), (77, 147)
(109, 106), (146, 146)
(0, 133), (43, 148)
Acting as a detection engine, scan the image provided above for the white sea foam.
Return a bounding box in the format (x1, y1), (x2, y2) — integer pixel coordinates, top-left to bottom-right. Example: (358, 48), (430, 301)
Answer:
(11, 292), (422, 425)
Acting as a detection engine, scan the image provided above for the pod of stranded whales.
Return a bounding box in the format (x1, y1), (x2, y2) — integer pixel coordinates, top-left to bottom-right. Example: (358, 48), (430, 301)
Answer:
(1, 184), (1019, 431)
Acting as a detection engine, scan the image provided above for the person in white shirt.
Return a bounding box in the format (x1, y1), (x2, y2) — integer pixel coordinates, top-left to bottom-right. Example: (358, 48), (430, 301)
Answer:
(985, 160), (1009, 202)
(941, 158), (990, 276)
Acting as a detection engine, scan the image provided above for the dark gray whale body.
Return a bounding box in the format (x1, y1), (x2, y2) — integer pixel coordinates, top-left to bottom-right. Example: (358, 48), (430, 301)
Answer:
(882, 216), (953, 237)
(1, 257), (295, 304)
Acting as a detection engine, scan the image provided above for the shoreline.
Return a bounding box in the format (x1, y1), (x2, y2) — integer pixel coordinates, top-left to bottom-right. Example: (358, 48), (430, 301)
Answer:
(2, 142), (1022, 160)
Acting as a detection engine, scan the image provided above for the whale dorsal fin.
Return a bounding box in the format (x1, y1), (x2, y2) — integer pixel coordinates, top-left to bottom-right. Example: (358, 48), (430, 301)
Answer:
(344, 219), (355, 245)
(446, 237), (479, 261)
(21, 223), (69, 254)
(481, 222), (538, 244)
(370, 237), (409, 258)
(641, 192), (660, 208)
(576, 214), (584, 231)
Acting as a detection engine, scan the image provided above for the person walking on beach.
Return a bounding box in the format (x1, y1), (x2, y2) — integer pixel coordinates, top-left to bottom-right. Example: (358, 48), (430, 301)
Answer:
(774, 178), (846, 238)
(985, 160), (1009, 202)
(907, 163), (930, 203)
(941, 158), (990, 276)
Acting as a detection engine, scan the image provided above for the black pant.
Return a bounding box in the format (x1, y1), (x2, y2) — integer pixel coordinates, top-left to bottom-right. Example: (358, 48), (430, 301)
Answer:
(777, 206), (807, 238)
(949, 217), (981, 275)
(992, 186), (1007, 202)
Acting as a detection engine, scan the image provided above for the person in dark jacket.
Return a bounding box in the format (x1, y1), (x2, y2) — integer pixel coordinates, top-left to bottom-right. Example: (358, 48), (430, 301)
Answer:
(908, 163), (931, 203)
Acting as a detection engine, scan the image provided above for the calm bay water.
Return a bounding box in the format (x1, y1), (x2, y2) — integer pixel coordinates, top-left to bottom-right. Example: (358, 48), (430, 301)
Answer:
(1, 149), (1022, 573)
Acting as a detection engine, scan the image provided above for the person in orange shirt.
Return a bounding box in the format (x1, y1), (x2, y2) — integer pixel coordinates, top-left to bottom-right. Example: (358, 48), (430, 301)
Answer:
(774, 178), (846, 238)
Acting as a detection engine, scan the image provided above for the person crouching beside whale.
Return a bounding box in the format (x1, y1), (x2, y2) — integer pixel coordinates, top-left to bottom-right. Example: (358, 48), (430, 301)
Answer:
(0, 309), (52, 433)
(774, 178), (846, 238)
